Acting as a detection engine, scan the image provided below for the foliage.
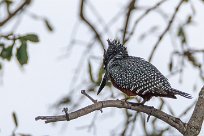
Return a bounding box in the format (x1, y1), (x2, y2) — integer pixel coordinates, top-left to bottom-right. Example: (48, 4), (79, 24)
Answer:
(0, 0), (52, 135)
(0, 0), (53, 70)
(0, 33), (39, 67)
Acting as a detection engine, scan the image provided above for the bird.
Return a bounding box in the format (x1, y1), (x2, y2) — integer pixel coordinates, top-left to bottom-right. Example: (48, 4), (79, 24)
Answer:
(97, 39), (192, 104)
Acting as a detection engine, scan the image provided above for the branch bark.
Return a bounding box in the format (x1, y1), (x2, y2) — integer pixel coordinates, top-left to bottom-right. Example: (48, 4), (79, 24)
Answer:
(184, 87), (204, 136)
(35, 86), (204, 135)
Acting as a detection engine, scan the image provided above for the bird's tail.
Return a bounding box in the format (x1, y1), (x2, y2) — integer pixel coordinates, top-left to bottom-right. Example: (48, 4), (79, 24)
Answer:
(171, 88), (192, 99)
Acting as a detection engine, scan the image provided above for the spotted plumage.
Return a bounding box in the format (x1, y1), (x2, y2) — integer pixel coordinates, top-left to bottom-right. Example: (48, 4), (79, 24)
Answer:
(97, 39), (192, 104)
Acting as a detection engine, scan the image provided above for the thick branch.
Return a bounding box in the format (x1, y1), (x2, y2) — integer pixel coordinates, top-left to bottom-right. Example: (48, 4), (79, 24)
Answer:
(0, 0), (31, 27)
(184, 86), (204, 136)
(36, 86), (204, 135)
(36, 99), (186, 134)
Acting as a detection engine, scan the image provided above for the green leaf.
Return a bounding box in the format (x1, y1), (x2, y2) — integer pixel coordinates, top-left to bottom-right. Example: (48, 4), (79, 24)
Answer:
(0, 45), (13, 60)
(12, 112), (18, 127)
(44, 18), (54, 32)
(88, 61), (95, 83)
(21, 34), (39, 43)
(16, 41), (28, 65)
(0, 63), (2, 70)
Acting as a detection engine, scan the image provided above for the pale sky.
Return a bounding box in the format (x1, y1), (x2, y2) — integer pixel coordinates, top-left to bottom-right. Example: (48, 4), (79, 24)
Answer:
(0, 0), (204, 136)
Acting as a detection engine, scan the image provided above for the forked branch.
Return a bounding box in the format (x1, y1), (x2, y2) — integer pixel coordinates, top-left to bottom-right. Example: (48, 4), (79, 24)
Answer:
(0, 0), (31, 27)
(35, 86), (204, 135)
(34, 90), (196, 135)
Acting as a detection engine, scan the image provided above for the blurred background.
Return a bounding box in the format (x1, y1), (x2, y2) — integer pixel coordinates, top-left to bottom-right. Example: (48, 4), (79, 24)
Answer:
(0, 0), (204, 135)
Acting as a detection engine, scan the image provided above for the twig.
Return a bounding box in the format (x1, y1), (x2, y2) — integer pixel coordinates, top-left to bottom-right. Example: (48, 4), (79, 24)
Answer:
(62, 108), (69, 121)
(0, 0), (31, 27)
(79, 0), (105, 50)
(35, 86), (204, 135)
(148, 0), (185, 62)
(81, 90), (103, 113)
(126, 0), (168, 42)
(122, 0), (136, 44)
(81, 90), (97, 103)
(184, 86), (204, 136)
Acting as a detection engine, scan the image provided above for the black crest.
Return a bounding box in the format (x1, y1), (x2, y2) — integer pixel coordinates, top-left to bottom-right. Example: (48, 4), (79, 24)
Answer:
(103, 39), (128, 68)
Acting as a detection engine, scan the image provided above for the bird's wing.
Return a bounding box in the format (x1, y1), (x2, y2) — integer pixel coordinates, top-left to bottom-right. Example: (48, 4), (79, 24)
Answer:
(130, 57), (171, 94)
(109, 57), (171, 95)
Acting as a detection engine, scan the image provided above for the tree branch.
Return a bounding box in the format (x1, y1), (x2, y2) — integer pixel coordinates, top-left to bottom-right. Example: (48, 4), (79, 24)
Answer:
(0, 0), (31, 27)
(148, 0), (184, 62)
(122, 0), (136, 44)
(79, 0), (105, 50)
(184, 86), (204, 136)
(35, 90), (187, 134)
(126, 0), (168, 43)
(35, 85), (204, 135)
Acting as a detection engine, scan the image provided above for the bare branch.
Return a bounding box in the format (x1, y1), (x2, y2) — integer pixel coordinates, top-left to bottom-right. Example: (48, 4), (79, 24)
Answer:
(126, 0), (168, 43)
(148, 0), (185, 62)
(36, 86), (204, 135)
(81, 90), (97, 103)
(79, 0), (105, 50)
(35, 91), (187, 134)
(184, 86), (204, 136)
(122, 0), (136, 44)
(81, 90), (103, 113)
(0, 0), (31, 27)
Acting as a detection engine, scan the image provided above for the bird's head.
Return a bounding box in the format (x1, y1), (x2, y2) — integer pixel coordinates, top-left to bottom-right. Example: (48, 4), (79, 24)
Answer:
(97, 39), (128, 95)
(103, 39), (128, 69)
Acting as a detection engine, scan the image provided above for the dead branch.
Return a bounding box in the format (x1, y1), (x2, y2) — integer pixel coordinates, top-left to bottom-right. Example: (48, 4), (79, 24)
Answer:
(126, 0), (168, 43)
(35, 86), (204, 135)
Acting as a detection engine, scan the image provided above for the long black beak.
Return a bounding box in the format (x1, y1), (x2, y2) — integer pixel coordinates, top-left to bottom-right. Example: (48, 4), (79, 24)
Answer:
(97, 73), (107, 95)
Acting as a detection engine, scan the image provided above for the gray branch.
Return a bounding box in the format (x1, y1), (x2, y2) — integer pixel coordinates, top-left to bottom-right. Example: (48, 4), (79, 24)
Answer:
(35, 86), (204, 135)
